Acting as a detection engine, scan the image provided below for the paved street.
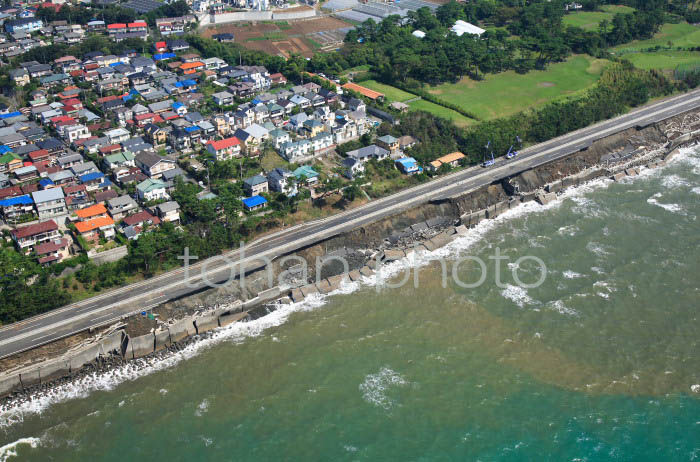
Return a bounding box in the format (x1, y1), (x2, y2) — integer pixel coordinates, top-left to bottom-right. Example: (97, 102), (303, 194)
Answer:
(1, 88), (699, 359)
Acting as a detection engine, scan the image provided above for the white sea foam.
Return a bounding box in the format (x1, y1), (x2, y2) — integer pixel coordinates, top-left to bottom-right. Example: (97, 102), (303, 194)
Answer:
(2, 151), (694, 426)
(557, 224), (579, 236)
(0, 437), (41, 462)
(661, 174), (692, 189)
(359, 367), (407, 410)
(562, 270), (584, 279)
(546, 300), (578, 316)
(647, 193), (684, 214)
(586, 241), (611, 257)
(194, 399), (209, 417)
(500, 284), (536, 309)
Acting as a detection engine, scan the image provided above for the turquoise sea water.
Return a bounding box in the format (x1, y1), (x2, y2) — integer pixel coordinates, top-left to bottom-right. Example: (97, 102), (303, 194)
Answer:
(1, 148), (699, 461)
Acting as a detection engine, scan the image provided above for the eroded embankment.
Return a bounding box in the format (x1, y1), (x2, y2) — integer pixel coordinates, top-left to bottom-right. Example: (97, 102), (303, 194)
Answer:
(1, 108), (699, 401)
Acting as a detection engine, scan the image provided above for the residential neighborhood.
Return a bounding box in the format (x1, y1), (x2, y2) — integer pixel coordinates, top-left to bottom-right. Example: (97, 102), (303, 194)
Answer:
(0, 12), (433, 270)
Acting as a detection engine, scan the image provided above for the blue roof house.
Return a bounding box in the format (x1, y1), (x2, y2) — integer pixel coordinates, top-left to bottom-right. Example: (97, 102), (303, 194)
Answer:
(242, 195), (267, 212)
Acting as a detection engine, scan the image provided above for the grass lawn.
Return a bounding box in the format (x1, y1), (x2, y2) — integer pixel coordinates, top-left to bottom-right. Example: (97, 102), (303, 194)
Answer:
(341, 65), (371, 78)
(355, 79), (475, 126)
(428, 55), (609, 120)
(360, 80), (417, 102)
(622, 50), (700, 70)
(600, 4), (635, 13)
(407, 99), (475, 127)
(260, 150), (289, 171)
(612, 22), (700, 52)
(563, 11), (615, 31)
(562, 6), (634, 31)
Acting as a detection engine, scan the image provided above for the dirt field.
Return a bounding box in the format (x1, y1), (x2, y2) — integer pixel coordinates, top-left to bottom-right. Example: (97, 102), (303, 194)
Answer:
(203, 16), (352, 58)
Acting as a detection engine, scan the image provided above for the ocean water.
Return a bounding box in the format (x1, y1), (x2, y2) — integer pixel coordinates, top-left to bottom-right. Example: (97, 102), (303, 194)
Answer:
(1, 148), (700, 461)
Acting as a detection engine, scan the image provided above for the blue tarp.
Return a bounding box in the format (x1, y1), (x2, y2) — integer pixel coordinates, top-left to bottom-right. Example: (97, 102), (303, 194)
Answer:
(0, 111), (21, 120)
(0, 194), (33, 206)
(39, 178), (54, 188)
(183, 125), (200, 133)
(0, 145), (12, 154)
(153, 52), (176, 61)
(79, 172), (105, 183)
(242, 195), (267, 208)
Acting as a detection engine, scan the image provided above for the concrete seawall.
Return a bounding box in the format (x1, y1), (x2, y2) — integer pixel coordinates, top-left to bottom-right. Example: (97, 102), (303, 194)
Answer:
(0, 308), (251, 398)
(2, 111), (699, 400)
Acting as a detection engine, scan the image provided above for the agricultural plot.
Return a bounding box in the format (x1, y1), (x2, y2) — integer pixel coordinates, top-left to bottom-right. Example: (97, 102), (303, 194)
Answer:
(562, 5), (635, 31)
(203, 17), (354, 58)
(427, 55), (609, 120)
(360, 80), (475, 127)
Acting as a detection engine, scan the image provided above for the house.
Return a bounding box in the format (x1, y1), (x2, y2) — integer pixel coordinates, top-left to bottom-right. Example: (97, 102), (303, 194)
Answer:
(11, 219), (60, 251)
(75, 203), (108, 221)
(376, 135), (399, 155)
(135, 152), (176, 179)
(0, 153), (23, 173)
(398, 135), (418, 150)
(212, 33), (234, 42)
(121, 210), (161, 229)
(342, 157), (364, 179)
(346, 145), (389, 163)
(302, 119), (325, 137)
(32, 187), (67, 219)
(212, 91), (234, 106)
(14, 165), (38, 182)
(0, 194), (35, 222)
(154, 201), (180, 223)
(63, 124), (90, 144)
(269, 129), (291, 149)
(395, 157), (421, 175)
(74, 216), (115, 243)
(144, 124), (168, 146)
(136, 178), (169, 202)
(429, 151), (466, 171)
(342, 83), (384, 101)
(389, 101), (409, 113)
(270, 73), (287, 85)
(107, 194), (139, 220)
(279, 139), (311, 163)
(293, 165), (319, 185)
(153, 41), (167, 53)
(243, 175), (268, 197)
(242, 195), (267, 212)
(10, 69), (30, 87)
(105, 127), (130, 144)
(34, 238), (70, 265)
(267, 168), (296, 196)
(103, 152), (136, 171)
(207, 137), (241, 161)
(5, 18), (43, 34)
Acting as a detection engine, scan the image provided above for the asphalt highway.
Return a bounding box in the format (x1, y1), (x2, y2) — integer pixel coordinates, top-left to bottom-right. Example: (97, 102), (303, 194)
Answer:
(1, 88), (700, 360)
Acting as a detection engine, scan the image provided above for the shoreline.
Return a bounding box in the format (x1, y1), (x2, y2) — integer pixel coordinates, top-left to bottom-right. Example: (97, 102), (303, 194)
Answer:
(0, 141), (696, 422)
(0, 113), (699, 417)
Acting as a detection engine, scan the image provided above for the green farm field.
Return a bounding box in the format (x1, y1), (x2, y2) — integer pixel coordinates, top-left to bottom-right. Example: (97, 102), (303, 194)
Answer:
(359, 80), (476, 127)
(427, 55), (609, 120)
(612, 22), (700, 52)
(562, 5), (635, 31)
